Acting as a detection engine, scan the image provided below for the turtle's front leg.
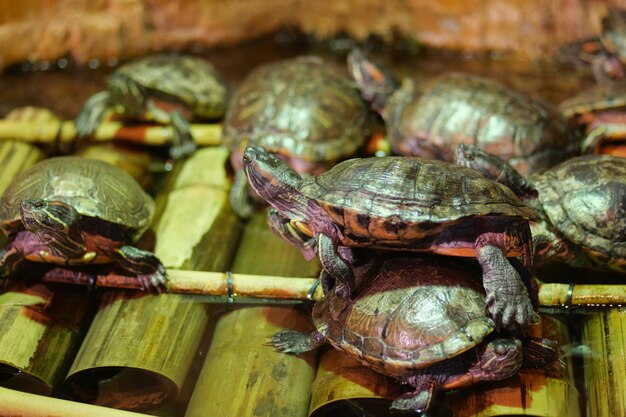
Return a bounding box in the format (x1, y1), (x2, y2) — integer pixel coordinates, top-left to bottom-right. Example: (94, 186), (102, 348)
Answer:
(0, 245), (25, 284)
(113, 245), (167, 292)
(476, 244), (534, 330)
(317, 234), (355, 298)
(75, 91), (113, 137)
(169, 109), (197, 160)
(271, 330), (325, 355)
(230, 169), (256, 219)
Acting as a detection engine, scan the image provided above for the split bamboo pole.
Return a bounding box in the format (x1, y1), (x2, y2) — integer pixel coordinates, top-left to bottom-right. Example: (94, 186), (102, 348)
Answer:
(63, 146), (241, 412)
(184, 212), (321, 417)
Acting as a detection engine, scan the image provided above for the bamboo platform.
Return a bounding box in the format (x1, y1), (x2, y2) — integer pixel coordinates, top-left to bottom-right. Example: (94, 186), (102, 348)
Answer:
(0, 140), (619, 417)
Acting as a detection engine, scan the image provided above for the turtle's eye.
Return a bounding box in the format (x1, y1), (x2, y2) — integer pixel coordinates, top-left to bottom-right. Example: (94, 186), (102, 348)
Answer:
(32, 200), (46, 209)
(290, 220), (313, 237)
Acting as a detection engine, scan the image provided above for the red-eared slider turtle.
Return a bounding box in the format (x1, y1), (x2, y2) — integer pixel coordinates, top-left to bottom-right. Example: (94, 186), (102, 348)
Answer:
(456, 144), (626, 272)
(560, 81), (626, 157)
(75, 54), (230, 159)
(272, 255), (563, 414)
(0, 156), (166, 291)
(347, 49), (577, 176)
(244, 146), (538, 328)
(222, 56), (371, 218)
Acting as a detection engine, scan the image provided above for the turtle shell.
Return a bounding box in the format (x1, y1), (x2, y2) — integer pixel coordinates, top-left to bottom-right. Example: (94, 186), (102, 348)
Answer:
(601, 9), (626, 59)
(313, 255), (494, 377)
(387, 73), (576, 176)
(300, 156), (537, 244)
(559, 81), (626, 119)
(531, 154), (626, 264)
(222, 56), (370, 163)
(111, 54), (229, 119)
(0, 156), (154, 241)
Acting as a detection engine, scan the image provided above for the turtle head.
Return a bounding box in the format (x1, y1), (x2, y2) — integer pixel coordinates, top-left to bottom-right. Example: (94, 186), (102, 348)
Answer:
(20, 199), (85, 257)
(347, 48), (398, 115)
(243, 146), (309, 222)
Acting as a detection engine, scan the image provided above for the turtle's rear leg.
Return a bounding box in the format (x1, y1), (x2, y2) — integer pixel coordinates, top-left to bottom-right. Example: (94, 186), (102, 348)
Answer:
(75, 91), (112, 137)
(391, 375), (438, 414)
(113, 245), (167, 292)
(271, 330), (325, 355)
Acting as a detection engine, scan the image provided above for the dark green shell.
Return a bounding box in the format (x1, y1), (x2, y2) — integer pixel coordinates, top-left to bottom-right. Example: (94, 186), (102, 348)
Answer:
(532, 155), (626, 259)
(222, 56), (370, 163)
(387, 73), (575, 175)
(301, 156), (537, 242)
(0, 157), (154, 241)
(314, 256), (493, 377)
(110, 54), (229, 119)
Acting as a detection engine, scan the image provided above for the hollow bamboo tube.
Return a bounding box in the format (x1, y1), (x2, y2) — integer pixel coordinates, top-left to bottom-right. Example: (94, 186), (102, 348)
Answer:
(581, 308), (626, 417)
(184, 212), (321, 417)
(0, 386), (148, 417)
(0, 120), (222, 147)
(63, 147), (241, 411)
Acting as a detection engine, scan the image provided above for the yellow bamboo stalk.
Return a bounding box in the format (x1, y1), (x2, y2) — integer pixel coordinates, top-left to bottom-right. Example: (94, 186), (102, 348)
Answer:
(581, 308), (626, 417)
(0, 386), (148, 417)
(185, 212), (321, 417)
(63, 147), (241, 412)
(0, 120), (223, 147)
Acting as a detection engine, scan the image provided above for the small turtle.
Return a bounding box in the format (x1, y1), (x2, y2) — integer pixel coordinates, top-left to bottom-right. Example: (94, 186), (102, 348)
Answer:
(456, 144), (626, 272)
(0, 156), (165, 291)
(75, 54), (230, 159)
(560, 81), (626, 157)
(273, 255), (564, 414)
(347, 49), (577, 176)
(222, 56), (371, 218)
(244, 145), (538, 328)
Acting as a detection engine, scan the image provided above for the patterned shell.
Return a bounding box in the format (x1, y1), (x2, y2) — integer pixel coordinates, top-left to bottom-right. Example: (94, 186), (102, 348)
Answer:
(301, 156), (537, 241)
(532, 155), (626, 258)
(111, 54), (229, 118)
(222, 56), (370, 162)
(387, 73), (575, 176)
(559, 81), (626, 118)
(0, 157), (154, 241)
(313, 256), (494, 377)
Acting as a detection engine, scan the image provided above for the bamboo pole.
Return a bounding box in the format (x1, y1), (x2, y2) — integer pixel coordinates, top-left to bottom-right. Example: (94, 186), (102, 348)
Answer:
(0, 120), (222, 148)
(63, 146), (241, 412)
(36, 268), (626, 308)
(581, 308), (626, 417)
(184, 212), (321, 417)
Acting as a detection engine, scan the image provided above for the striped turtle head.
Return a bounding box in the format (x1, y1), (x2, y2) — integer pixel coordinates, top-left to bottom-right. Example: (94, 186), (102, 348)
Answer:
(20, 199), (85, 257)
(243, 146), (310, 223)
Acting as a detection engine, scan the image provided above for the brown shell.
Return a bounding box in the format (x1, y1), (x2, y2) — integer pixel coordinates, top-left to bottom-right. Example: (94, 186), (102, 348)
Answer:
(222, 56), (370, 163)
(387, 73), (576, 176)
(301, 156), (537, 243)
(313, 256), (494, 377)
(559, 81), (626, 118)
(112, 54), (229, 119)
(0, 156), (154, 241)
(532, 154), (626, 261)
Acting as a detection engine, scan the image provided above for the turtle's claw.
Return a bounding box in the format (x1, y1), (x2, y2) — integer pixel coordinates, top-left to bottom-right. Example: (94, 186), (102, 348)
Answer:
(270, 330), (311, 355)
(137, 263), (168, 293)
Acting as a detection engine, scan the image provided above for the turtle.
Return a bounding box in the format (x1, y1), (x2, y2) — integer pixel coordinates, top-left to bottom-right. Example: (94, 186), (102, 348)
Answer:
(75, 54), (230, 159)
(244, 145), (539, 329)
(456, 144), (626, 273)
(0, 156), (166, 291)
(347, 48), (578, 176)
(221, 55), (371, 218)
(272, 254), (564, 414)
(559, 81), (626, 157)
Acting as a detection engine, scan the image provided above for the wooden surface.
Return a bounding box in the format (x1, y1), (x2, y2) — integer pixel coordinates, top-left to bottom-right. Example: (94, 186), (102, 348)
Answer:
(0, 0), (624, 70)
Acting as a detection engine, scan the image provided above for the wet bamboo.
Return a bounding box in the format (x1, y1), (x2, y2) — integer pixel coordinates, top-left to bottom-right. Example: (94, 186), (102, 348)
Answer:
(37, 268), (626, 308)
(64, 146), (241, 412)
(581, 308), (626, 417)
(0, 386), (148, 417)
(0, 120), (222, 147)
(185, 212), (321, 417)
